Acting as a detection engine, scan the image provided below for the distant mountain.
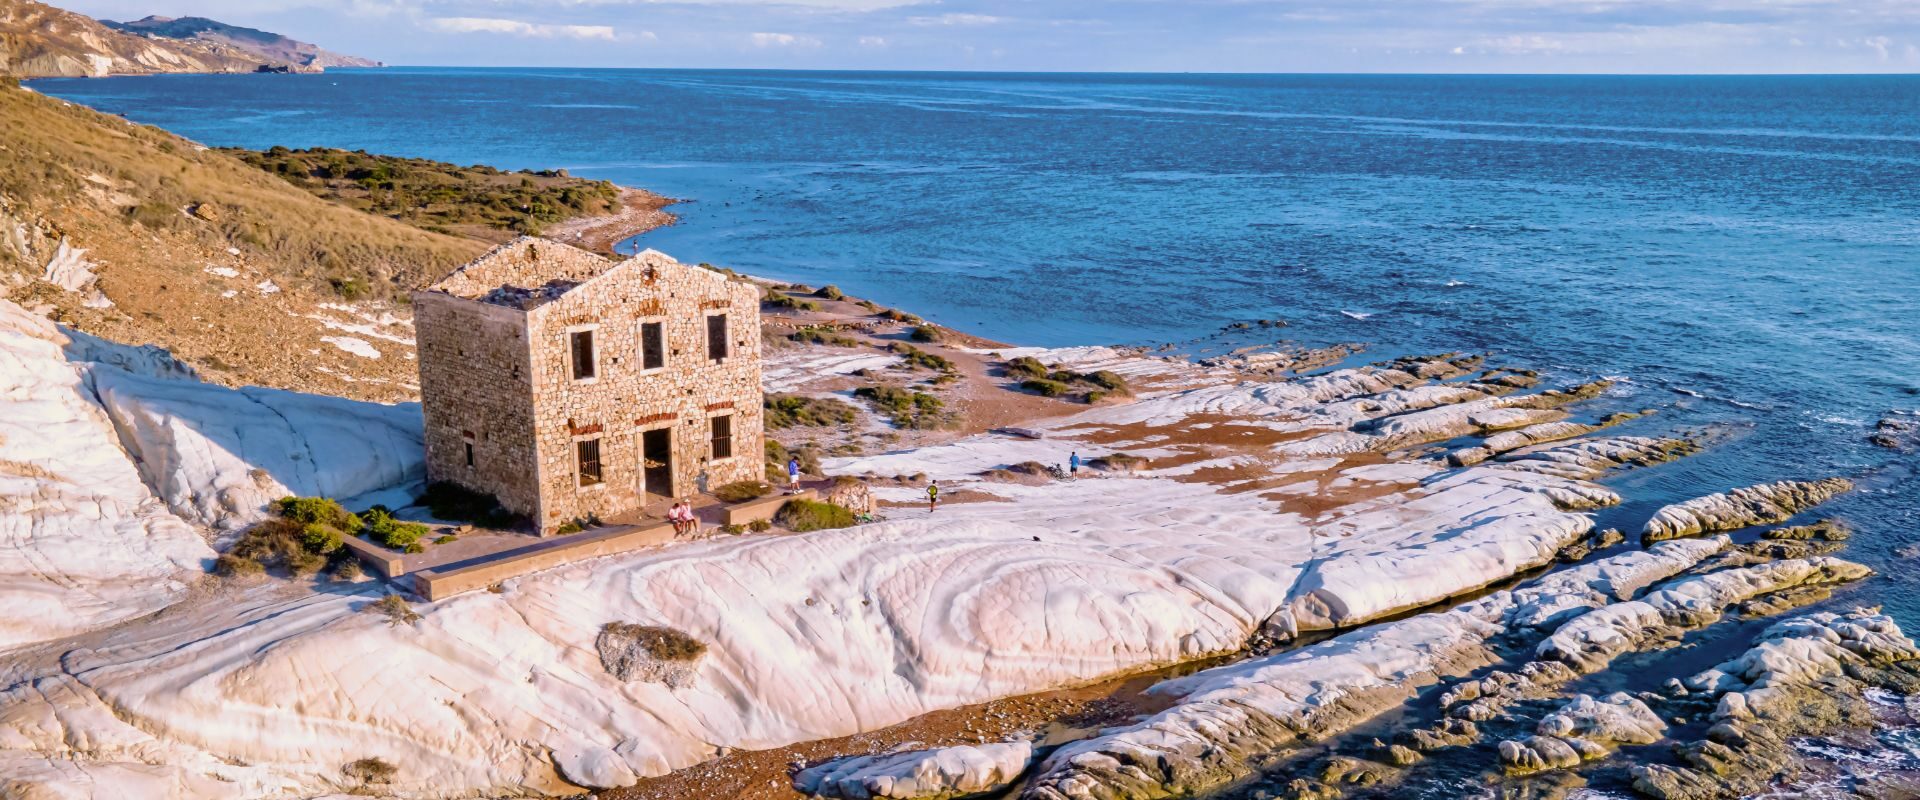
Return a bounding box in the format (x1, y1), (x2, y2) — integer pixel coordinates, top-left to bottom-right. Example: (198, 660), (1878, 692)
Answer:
(0, 0), (376, 78)
(103, 14), (380, 70)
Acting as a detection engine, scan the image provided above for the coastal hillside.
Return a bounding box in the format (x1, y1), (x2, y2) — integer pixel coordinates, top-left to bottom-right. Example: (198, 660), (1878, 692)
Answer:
(222, 146), (669, 248)
(0, 0), (373, 77)
(0, 81), (485, 399)
(103, 15), (380, 71)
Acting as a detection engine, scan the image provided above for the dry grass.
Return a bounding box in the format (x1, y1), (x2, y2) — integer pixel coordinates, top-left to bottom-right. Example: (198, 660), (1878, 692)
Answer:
(0, 87), (481, 297)
(601, 622), (708, 662)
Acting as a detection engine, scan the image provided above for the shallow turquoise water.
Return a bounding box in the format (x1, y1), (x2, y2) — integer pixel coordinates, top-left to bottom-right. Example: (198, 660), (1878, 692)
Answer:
(32, 69), (1920, 628)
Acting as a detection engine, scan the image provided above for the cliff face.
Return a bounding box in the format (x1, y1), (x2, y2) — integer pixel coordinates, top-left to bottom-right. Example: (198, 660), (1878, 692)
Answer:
(0, 0), (376, 78)
(103, 15), (382, 71)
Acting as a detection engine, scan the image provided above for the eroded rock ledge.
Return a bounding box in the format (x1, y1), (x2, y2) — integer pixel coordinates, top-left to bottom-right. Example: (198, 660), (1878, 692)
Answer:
(1641, 478), (1853, 542)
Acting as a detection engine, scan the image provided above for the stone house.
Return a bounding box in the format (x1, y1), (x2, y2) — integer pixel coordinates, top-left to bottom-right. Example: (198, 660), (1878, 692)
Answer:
(413, 237), (765, 535)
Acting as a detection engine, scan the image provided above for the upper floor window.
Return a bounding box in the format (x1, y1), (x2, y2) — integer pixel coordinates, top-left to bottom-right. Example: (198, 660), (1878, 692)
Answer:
(570, 329), (596, 381)
(706, 314), (729, 363)
(640, 320), (665, 371)
(576, 438), (603, 486)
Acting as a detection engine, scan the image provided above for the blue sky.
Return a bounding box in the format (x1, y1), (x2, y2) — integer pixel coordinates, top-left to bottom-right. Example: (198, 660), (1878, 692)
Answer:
(65, 0), (1920, 73)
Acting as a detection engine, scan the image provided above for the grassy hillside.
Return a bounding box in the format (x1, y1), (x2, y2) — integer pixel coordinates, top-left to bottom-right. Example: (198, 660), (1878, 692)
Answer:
(0, 81), (486, 399)
(223, 147), (622, 244)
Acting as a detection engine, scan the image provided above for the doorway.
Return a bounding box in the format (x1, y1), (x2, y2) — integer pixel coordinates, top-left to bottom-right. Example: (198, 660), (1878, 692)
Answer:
(640, 427), (674, 501)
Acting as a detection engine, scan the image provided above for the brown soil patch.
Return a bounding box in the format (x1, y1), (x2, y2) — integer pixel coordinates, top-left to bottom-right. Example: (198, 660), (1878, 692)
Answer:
(604, 665), (1188, 800)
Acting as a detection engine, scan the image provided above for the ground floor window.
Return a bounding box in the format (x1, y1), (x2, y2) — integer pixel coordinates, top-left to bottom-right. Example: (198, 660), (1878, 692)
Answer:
(577, 438), (603, 486)
(710, 414), (733, 460)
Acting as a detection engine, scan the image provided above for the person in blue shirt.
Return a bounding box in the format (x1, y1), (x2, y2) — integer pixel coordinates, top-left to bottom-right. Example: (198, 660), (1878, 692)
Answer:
(1069, 452), (1080, 475)
(787, 457), (801, 495)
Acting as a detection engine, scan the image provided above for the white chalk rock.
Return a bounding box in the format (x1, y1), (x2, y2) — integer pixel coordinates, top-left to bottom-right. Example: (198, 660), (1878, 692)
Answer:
(794, 741), (1034, 799)
(1642, 478), (1853, 541)
(0, 300), (213, 649)
(85, 360), (425, 530)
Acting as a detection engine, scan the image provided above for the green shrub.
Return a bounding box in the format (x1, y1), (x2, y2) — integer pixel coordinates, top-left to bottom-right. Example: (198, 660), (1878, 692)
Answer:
(367, 594), (419, 626)
(788, 327), (859, 347)
(433, 534), (458, 545)
(854, 384), (960, 430)
(909, 325), (941, 343)
(765, 393), (859, 429)
(214, 553), (264, 577)
(1085, 370), (1130, 393)
(775, 499), (858, 532)
(1022, 378), (1070, 397)
(879, 308), (921, 324)
(364, 509), (429, 550)
(1085, 391), (1107, 404)
(276, 496), (361, 532)
(889, 343), (955, 372)
(1009, 461), (1052, 476)
(813, 284), (845, 300)
(301, 523), (344, 554)
(765, 293), (820, 312)
(720, 523), (747, 535)
(1004, 356), (1049, 380)
(555, 521), (585, 535)
(332, 559), (364, 581)
(715, 481), (773, 502)
(748, 518), (773, 533)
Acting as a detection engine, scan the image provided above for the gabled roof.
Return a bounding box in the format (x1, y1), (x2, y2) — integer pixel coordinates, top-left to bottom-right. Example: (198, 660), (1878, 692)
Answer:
(425, 236), (705, 310)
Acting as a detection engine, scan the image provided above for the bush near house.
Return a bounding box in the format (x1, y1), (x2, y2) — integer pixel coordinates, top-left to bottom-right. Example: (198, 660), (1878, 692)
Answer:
(765, 393), (859, 429)
(775, 498), (858, 532)
(276, 496), (361, 532)
(362, 507), (430, 550)
(714, 481), (773, 503)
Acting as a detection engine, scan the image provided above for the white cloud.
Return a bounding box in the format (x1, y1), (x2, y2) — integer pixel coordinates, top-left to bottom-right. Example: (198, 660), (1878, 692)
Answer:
(908, 13), (1003, 27)
(428, 16), (618, 40)
(859, 35), (889, 48)
(750, 31), (820, 48)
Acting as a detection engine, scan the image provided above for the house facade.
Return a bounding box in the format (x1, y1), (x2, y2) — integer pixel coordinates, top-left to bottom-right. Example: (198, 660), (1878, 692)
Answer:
(413, 237), (765, 535)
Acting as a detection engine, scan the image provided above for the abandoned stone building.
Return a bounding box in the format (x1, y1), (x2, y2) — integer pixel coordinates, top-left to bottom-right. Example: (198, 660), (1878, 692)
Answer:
(413, 237), (766, 535)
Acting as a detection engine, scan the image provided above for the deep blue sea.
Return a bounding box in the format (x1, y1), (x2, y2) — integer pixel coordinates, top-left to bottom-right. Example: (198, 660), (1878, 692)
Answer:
(33, 69), (1920, 629)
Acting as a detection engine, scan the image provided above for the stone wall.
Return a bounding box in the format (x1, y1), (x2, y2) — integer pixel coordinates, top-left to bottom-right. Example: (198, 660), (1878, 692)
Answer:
(524, 252), (765, 531)
(415, 241), (766, 535)
(413, 292), (543, 518)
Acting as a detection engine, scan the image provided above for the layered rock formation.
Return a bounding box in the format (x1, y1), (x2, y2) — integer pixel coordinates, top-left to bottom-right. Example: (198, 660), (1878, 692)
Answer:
(1641, 478), (1853, 541)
